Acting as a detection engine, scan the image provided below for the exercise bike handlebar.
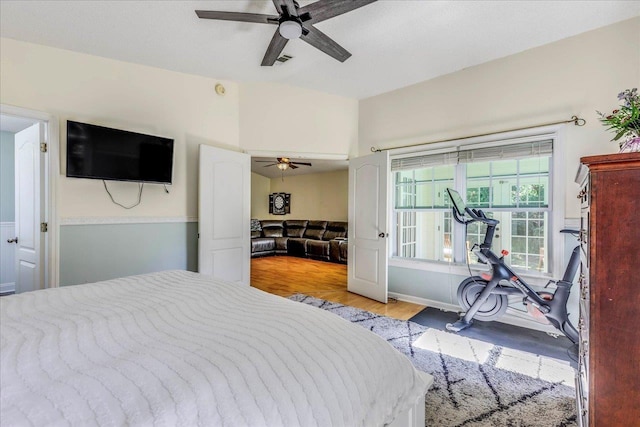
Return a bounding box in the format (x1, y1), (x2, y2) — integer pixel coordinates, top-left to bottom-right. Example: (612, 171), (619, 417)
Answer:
(452, 206), (500, 227)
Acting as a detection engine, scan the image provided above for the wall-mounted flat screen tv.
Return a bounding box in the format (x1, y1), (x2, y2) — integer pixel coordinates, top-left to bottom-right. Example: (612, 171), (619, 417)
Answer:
(66, 120), (174, 184)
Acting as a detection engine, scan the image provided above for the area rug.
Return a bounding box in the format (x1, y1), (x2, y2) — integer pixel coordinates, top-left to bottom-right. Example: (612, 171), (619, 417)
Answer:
(289, 294), (577, 427)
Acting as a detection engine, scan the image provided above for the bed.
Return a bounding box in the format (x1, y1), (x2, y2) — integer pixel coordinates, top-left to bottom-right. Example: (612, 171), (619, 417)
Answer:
(1, 270), (433, 426)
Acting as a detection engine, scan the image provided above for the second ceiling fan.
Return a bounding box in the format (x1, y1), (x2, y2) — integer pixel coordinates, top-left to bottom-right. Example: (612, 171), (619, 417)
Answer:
(256, 157), (312, 171)
(195, 0), (377, 66)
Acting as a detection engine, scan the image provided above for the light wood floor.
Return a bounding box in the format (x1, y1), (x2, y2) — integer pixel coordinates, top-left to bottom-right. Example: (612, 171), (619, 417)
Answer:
(250, 256), (425, 320)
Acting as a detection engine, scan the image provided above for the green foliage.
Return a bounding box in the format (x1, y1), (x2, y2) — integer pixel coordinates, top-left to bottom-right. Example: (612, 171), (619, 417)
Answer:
(597, 88), (640, 147)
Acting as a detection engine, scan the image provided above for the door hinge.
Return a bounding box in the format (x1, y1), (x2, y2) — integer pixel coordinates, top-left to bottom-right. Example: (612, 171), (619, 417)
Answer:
(41, 222), (48, 232)
(40, 143), (48, 153)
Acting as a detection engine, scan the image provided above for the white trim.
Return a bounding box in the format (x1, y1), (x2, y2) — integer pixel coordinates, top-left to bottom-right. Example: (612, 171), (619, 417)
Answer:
(390, 291), (561, 335)
(60, 216), (198, 226)
(246, 150), (348, 161)
(0, 282), (16, 294)
(1, 104), (59, 288)
(388, 388), (428, 427)
(550, 125), (566, 277)
(389, 258), (551, 287)
(564, 218), (580, 230)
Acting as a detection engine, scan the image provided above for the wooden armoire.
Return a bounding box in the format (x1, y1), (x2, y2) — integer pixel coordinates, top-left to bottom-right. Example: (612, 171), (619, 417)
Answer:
(575, 152), (640, 426)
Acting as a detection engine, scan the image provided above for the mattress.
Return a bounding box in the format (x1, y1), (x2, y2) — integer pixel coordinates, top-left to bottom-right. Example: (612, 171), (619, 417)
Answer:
(1, 270), (432, 426)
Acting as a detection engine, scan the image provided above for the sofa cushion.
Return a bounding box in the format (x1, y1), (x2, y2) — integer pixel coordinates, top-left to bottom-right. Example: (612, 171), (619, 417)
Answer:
(274, 237), (289, 253)
(323, 221), (348, 241)
(251, 238), (276, 253)
(285, 220), (308, 238)
(287, 238), (307, 257)
(304, 220), (328, 240)
(307, 240), (329, 259)
(261, 220), (284, 238)
(330, 239), (348, 263)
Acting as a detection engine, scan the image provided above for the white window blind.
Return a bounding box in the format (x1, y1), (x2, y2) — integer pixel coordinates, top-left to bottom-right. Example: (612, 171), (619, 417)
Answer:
(392, 140), (553, 171)
(458, 140), (553, 163)
(391, 152), (458, 171)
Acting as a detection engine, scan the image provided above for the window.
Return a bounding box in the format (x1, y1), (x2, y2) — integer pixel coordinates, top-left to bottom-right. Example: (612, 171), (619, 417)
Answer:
(392, 138), (553, 275)
(393, 163), (455, 262)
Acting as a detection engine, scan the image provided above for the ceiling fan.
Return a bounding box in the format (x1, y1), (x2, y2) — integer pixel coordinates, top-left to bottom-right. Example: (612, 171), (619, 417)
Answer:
(255, 157), (312, 171)
(195, 0), (377, 66)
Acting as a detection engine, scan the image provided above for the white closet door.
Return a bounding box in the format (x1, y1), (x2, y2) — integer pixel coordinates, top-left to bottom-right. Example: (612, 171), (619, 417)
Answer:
(198, 145), (251, 285)
(348, 151), (389, 303)
(14, 122), (45, 293)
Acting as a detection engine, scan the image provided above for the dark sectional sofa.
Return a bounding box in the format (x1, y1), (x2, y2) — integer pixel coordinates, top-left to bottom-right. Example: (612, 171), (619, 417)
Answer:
(251, 219), (348, 263)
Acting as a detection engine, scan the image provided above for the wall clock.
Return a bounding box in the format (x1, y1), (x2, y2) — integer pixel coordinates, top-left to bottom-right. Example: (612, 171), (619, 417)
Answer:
(269, 193), (290, 215)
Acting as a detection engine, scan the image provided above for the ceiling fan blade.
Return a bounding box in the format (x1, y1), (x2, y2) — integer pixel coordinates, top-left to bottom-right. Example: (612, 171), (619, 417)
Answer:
(195, 10), (279, 24)
(263, 163), (278, 167)
(301, 26), (351, 62)
(289, 164), (299, 169)
(291, 162), (312, 166)
(271, 0), (284, 14)
(262, 30), (289, 66)
(255, 160), (277, 162)
(298, 0), (377, 24)
(281, 0), (299, 17)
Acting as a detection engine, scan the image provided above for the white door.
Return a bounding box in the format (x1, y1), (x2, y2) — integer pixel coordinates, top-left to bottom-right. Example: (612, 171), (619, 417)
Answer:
(198, 145), (251, 285)
(347, 151), (389, 303)
(13, 122), (45, 293)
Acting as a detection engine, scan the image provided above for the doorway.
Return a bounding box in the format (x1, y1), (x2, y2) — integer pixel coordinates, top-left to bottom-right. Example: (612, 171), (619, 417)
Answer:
(0, 106), (58, 293)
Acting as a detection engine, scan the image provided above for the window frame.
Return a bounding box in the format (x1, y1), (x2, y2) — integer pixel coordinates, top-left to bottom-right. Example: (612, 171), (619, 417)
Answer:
(387, 125), (566, 283)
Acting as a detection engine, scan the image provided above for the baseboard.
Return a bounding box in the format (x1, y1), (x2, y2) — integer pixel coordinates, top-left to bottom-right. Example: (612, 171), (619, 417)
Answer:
(0, 282), (16, 294)
(389, 291), (561, 335)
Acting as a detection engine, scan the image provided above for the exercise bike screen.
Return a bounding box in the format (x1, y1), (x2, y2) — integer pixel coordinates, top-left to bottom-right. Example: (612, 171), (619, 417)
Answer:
(447, 188), (467, 217)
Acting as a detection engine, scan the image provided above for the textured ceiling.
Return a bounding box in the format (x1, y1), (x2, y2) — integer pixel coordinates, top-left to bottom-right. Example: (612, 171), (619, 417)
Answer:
(1, 1), (638, 99)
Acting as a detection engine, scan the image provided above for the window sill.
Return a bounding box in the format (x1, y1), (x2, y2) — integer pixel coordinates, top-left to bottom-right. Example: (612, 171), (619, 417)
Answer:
(389, 257), (553, 287)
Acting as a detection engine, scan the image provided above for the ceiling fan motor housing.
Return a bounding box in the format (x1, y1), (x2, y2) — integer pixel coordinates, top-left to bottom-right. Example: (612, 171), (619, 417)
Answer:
(279, 20), (302, 39)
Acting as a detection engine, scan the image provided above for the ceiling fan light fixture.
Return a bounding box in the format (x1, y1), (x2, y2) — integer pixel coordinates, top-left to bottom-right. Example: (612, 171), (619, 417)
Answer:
(277, 162), (289, 171)
(279, 20), (302, 39)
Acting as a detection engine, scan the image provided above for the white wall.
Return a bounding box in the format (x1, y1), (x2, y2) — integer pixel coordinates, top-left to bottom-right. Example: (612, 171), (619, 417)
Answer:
(0, 37), (240, 220)
(239, 82), (359, 159)
(359, 17), (640, 218)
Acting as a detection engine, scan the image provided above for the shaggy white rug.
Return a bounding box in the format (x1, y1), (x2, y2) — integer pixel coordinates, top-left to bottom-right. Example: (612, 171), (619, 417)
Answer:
(289, 294), (577, 427)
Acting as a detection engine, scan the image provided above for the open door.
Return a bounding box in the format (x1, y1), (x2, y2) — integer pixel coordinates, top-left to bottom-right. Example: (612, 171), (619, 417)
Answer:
(198, 145), (251, 285)
(13, 122), (46, 293)
(348, 151), (389, 303)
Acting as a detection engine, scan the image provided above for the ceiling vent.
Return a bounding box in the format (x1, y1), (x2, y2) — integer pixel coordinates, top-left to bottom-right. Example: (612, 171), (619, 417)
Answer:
(276, 54), (293, 63)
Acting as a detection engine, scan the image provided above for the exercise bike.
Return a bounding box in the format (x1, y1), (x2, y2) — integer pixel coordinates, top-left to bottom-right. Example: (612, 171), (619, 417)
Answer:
(444, 188), (580, 349)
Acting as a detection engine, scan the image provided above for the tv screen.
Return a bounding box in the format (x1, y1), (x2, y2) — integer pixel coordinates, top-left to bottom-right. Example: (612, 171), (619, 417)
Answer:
(66, 120), (174, 184)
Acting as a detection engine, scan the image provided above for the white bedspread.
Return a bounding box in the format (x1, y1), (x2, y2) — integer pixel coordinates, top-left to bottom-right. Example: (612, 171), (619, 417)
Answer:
(1, 271), (432, 426)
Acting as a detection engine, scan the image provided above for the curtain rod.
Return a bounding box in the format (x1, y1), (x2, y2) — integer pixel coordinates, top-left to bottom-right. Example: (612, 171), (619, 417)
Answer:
(370, 116), (586, 153)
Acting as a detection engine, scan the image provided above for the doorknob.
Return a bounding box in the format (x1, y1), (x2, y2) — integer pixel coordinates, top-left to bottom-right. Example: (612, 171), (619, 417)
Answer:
(7, 237), (18, 244)
(378, 232), (388, 238)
